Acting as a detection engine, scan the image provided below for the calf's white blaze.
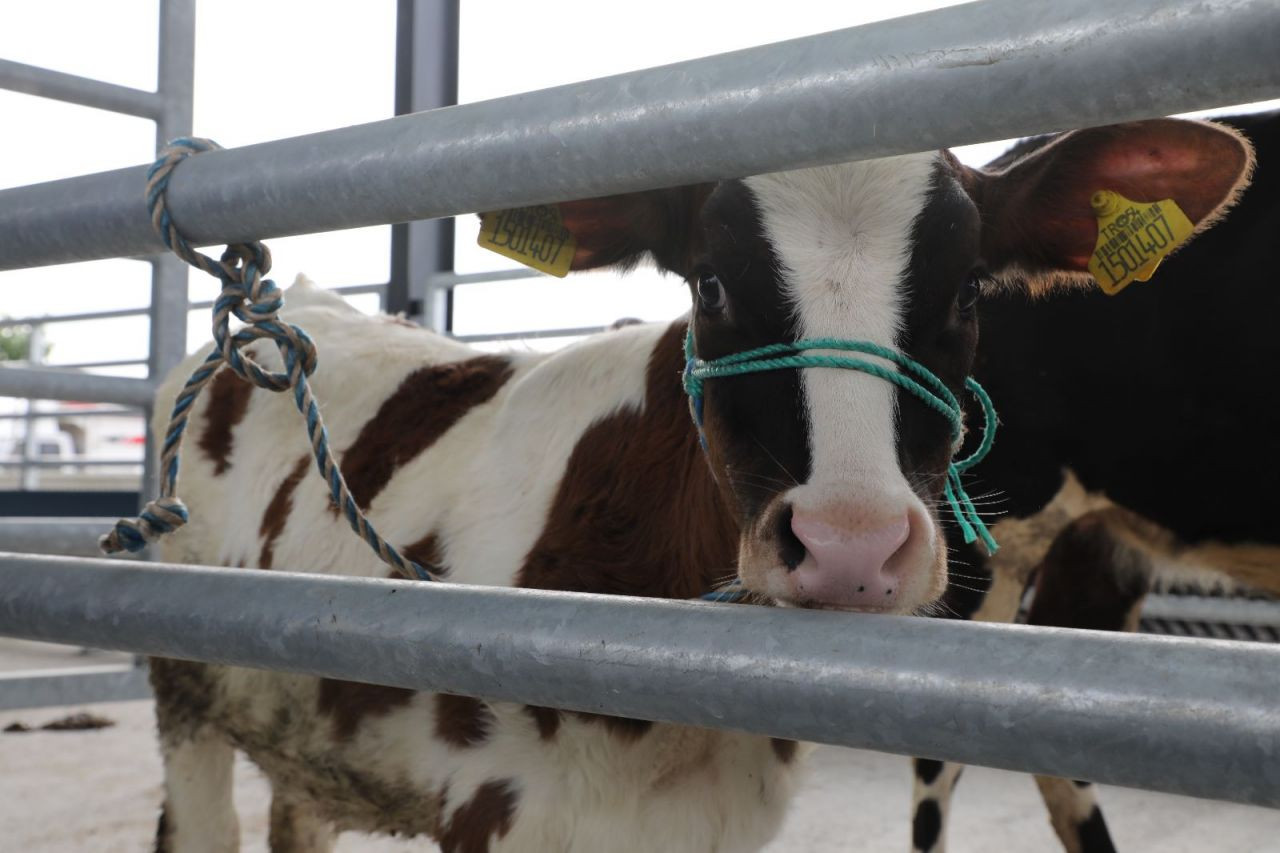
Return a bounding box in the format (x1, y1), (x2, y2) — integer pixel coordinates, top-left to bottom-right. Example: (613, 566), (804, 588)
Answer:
(746, 155), (943, 607)
(746, 154), (937, 488)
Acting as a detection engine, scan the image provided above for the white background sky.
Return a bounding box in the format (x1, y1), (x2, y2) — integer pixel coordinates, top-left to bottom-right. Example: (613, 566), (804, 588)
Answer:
(1, 1), (1276, 374)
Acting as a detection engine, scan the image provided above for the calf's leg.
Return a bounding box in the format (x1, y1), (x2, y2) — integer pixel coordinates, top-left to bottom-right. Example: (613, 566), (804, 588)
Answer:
(1022, 507), (1158, 853)
(155, 729), (240, 852)
(908, 537), (1035, 853)
(910, 758), (965, 853)
(151, 658), (241, 853)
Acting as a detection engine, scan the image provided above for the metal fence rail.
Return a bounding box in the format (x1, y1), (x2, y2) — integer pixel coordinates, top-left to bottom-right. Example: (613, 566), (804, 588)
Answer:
(1, 553), (1277, 807)
(2, 0), (1278, 270)
(2, 0), (1280, 811)
(0, 368), (153, 406)
(0, 0), (195, 501)
(0, 58), (163, 119)
(0, 519), (128, 557)
(0, 664), (151, 712)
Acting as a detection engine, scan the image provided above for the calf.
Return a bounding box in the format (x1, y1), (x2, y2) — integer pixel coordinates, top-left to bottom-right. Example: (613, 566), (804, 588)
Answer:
(910, 110), (1274, 853)
(148, 117), (1250, 852)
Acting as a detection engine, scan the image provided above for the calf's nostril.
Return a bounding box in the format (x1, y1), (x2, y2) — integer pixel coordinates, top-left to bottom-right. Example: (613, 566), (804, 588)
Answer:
(775, 503), (805, 570)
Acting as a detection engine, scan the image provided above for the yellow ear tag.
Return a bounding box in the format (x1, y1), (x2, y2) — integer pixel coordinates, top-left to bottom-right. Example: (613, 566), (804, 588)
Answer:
(477, 205), (576, 278)
(1087, 190), (1194, 295)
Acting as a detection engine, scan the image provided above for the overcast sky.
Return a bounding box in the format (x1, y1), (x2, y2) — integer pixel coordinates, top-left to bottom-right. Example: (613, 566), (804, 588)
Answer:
(1, 0), (1276, 372)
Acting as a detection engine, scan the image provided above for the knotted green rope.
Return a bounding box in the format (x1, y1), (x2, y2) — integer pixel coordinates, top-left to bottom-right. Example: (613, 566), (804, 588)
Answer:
(684, 330), (999, 604)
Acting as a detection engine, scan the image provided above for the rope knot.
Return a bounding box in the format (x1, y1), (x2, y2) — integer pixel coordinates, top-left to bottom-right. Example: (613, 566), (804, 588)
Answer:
(104, 136), (431, 583)
(99, 497), (189, 555)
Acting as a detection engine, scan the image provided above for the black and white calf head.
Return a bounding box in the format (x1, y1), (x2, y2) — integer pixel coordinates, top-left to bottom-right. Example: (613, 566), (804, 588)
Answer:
(558, 118), (1252, 614)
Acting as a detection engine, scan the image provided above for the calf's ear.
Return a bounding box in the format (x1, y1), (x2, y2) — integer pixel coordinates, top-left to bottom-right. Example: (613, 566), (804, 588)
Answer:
(968, 118), (1254, 292)
(556, 185), (714, 277)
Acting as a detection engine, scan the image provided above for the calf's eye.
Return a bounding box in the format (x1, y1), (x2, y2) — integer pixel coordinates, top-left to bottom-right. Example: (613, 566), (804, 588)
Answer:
(697, 273), (727, 314)
(958, 271), (983, 312)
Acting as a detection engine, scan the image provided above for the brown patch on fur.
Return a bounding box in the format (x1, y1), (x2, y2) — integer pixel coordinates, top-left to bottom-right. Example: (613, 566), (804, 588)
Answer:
(771, 738), (797, 764)
(975, 471), (1111, 624)
(338, 355), (513, 511)
(523, 705), (560, 741)
(438, 779), (517, 853)
(434, 694), (495, 748)
(518, 321), (737, 599)
(403, 531), (448, 578)
(1028, 508), (1156, 633)
(197, 368), (254, 474)
(517, 321), (735, 740)
(316, 679), (414, 741)
(149, 658), (219, 743)
(258, 455), (310, 569)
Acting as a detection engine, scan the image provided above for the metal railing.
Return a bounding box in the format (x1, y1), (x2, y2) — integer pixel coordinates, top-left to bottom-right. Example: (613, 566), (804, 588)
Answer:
(0, 0), (462, 489)
(1, 553), (1277, 806)
(3, 0), (1278, 269)
(0, 0), (1277, 806)
(0, 0), (195, 497)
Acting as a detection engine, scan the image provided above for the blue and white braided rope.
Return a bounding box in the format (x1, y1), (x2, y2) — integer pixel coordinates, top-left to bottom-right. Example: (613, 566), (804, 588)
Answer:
(100, 138), (434, 583)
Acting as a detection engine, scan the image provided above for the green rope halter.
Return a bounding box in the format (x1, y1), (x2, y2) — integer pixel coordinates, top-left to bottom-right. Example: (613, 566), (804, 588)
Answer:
(682, 330), (999, 557)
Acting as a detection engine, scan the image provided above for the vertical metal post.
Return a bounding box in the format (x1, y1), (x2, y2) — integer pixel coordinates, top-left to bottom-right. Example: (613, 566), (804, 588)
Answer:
(143, 0), (196, 504)
(18, 325), (45, 491)
(388, 0), (459, 331)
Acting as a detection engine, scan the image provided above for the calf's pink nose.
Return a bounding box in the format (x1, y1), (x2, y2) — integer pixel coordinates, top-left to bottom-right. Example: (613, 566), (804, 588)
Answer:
(789, 513), (911, 607)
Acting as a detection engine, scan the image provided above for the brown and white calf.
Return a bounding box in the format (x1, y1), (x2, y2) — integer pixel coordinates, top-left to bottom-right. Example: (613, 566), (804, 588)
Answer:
(148, 117), (1249, 852)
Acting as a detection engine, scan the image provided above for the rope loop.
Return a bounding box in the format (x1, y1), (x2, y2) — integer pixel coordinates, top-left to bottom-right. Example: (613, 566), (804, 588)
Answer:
(102, 138), (432, 583)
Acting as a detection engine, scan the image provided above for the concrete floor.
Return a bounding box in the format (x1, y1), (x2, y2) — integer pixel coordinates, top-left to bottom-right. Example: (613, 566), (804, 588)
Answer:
(2, 641), (1278, 852)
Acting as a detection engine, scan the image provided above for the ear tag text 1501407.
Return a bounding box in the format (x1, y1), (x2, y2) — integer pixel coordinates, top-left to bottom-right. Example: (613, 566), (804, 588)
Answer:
(1087, 189), (1194, 295)
(477, 205), (576, 278)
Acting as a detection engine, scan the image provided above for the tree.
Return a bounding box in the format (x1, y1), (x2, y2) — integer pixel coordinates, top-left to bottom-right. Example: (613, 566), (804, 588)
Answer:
(0, 324), (51, 362)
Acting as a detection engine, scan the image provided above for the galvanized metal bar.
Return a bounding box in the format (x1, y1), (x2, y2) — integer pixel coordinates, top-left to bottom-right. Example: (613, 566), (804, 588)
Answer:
(143, 0), (196, 505)
(0, 459), (141, 468)
(0, 288), (382, 332)
(0, 519), (126, 557)
(430, 268), (543, 287)
(0, 58), (162, 119)
(0, 553), (1276, 806)
(0, 367), (154, 406)
(388, 0), (460, 331)
(452, 324), (606, 343)
(148, 259), (189, 378)
(0, 306), (153, 328)
(1143, 594), (1280, 629)
(329, 283), (388, 299)
(17, 326), (46, 491)
(0, 406), (138, 420)
(3, 0), (1277, 271)
(0, 514), (124, 555)
(39, 359), (148, 371)
(0, 664), (151, 711)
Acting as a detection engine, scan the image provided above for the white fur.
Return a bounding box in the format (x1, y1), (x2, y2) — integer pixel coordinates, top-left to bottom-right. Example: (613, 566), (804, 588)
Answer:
(160, 733), (239, 852)
(746, 155), (937, 490)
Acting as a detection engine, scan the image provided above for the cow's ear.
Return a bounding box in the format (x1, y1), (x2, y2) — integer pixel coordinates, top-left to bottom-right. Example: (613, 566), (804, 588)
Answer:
(557, 184), (714, 277)
(967, 118), (1254, 293)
